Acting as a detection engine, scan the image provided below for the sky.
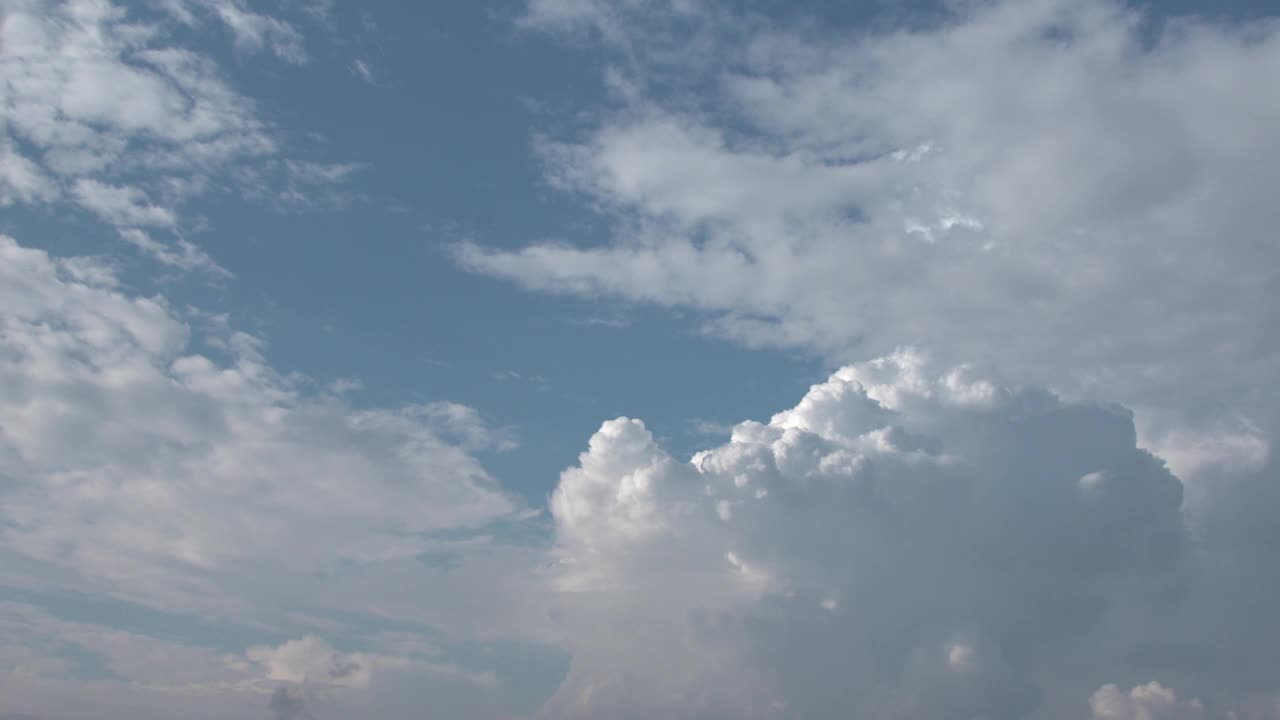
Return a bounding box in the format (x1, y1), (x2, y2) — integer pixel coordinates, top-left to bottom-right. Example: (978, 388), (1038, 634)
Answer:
(0, 0), (1277, 718)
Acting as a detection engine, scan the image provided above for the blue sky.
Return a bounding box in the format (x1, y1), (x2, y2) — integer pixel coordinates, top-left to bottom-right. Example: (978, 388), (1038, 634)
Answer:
(1, 1), (1278, 719)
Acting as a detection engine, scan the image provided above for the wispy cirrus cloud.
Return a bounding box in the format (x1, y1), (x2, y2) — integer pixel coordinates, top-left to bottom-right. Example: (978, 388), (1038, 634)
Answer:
(0, 0), (353, 274)
(158, 0), (309, 64)
(0, 235), (524, 617)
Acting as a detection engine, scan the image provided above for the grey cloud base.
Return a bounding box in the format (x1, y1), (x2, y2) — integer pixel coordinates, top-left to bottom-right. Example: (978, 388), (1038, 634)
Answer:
(539, 352), (1245, 719)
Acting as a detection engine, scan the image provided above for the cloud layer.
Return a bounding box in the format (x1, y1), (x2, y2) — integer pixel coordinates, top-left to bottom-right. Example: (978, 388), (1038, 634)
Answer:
(0, 233), (520, 622)
(460, 0), (1280, 435)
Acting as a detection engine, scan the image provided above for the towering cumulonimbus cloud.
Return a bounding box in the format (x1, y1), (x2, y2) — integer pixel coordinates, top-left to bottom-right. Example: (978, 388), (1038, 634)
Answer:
(541, 352), (1195, 718)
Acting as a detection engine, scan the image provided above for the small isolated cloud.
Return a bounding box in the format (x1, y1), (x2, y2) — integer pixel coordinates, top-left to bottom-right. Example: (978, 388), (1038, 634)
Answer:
(351, 58), (376, 85)
(274, 160), (367, 209)
(419, 401), (520, 452)
(567, 313), (632, 328)
(492, 369), (553, 392)
(246, 636), (399, 689)
(1090, 682), (1206, 720)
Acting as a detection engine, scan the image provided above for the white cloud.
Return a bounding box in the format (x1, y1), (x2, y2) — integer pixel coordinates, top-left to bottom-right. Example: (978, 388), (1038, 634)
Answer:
(1090, 682), (1207, 720)
(73, 180), (177, 228)
(245, 636), (395, 689)
(462, 0), (1280, 453)
(539, 351), (1193, 719)
(0, 236), (522, 619)
(1, 1), (272, 167)
(118, 228), (231, 277)
(351, 58), (376, 85)
(0, 0), (348, 273)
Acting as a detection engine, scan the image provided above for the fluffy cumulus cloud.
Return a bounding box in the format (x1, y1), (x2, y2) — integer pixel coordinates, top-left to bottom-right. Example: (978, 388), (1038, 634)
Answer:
(0, 234), (521, 642)
(460, 0), (1280, 437)
(537, 352), (1206, 719)
(244, 636), (396, 689)
(1090, 683), (1207, 720)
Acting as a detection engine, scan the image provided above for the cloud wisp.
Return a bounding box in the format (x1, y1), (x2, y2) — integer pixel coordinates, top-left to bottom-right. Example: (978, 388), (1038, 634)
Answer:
(0, 0), (352, 274)
(460, 0), (1280, 435)
(0, 235), (523, 618)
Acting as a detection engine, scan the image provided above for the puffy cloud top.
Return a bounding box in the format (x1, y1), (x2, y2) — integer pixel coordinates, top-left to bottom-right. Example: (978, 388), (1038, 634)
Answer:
(544, 352), (1189, 718)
